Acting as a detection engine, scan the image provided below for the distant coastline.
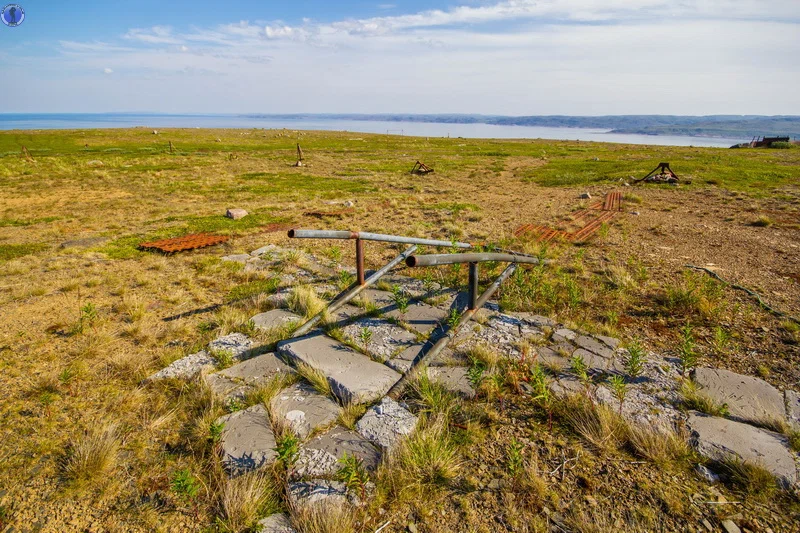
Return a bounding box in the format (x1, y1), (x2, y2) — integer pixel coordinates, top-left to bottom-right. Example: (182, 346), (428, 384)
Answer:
(2, 113), (796, 147)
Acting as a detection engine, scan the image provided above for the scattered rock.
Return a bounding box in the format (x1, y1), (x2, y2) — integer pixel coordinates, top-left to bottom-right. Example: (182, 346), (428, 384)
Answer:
(208, 333), (255, 360)
(579, 192), (592, 199)
(695, 464), (720, 484)
(785, 390), (800, 429)
(217, 352), (292, 385)
(146, 351), (215, 381)
(217, 404), (277, 475)
(355, 397), (418, 452)
(252, 309), (302, 332)
(288, 480), (348, 507)
(221, 254), (252, 264)
(427, 366), (476, 399)
(294, 426), (381, 479)
(152, 130), (158, 135)
(342, 318), (417, 361)
(693, 367), (786, 426)
(721, 520), (741, 533)
(251, 244), (280, 257)
(226, 208), (248, 220)
(271, 382), (341, 440)
(257, 513), (296, 533)
(205, 373), (249, 401)
(86, 160), (104, 167)
(687, 411), (798, 488)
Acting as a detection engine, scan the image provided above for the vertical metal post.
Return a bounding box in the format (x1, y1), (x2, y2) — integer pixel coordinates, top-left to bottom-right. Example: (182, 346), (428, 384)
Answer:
(355, 238), (365, 285)
(468, 262), (479, 310)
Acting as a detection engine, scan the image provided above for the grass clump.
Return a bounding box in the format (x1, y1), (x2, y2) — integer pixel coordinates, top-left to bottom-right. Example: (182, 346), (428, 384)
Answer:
(720, 458), (778, 498)
(61, 424), (120, 488)
(751, 215), (773, 227)
(0, 242), (48, 261)
(627, 424), (694, 468)
(409, 373), (459, 419)
(218, 470), (281, 533)
(295, 362), (332, 397)
(288, 286), (326, 319)
(338, 402), (367, 430)
(389, 418), (461, 491)
(557, 395), (627, 455)
(680, 380), (729, 417)
(228, 277), (280, 301)
(289, 502), (356, 533)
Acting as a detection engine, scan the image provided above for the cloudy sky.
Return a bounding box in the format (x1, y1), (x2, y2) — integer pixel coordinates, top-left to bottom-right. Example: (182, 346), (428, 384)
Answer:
(1, 0), (799, 115)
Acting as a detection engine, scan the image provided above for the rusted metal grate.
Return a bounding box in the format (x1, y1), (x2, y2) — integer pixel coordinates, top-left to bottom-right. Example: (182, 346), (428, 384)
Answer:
(139, 233), (230, 253)
(515, 191), (623, 243)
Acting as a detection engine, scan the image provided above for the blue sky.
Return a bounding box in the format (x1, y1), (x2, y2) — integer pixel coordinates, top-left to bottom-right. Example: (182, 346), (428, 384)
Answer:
(2, 0), (799, 114)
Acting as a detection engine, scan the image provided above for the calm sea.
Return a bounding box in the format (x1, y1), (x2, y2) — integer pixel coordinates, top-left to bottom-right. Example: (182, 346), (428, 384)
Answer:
(0, 113), (746, 148)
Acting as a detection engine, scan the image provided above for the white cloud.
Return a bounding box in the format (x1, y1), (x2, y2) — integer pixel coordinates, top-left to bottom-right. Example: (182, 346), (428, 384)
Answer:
(103, 67), (113, 74)
(8, 0), (800, 114)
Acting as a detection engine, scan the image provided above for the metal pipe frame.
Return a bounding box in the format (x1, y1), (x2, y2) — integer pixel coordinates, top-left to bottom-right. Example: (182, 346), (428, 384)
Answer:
(289, 229), (471, 249)
(407, 252), (541, 268)
(291, 245), (418, 338)
(387, 263), (518, 400)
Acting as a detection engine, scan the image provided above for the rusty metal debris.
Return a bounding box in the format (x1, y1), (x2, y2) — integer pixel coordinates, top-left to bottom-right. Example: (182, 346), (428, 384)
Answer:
(303, 208), (355, 219)
(411, 161), (434, 175)
(295, 143), (304, 167)
(139, 233), (230, 253)
(635, 162), (678, 184)
(514, 191), (623, 243)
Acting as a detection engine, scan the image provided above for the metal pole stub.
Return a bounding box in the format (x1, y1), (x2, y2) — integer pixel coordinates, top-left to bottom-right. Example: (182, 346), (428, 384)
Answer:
(468, 262), (479, 310)
(355, 238), (365, 286)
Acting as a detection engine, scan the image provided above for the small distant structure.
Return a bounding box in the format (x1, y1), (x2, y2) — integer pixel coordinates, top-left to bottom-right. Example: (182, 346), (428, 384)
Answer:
(733, 135), (792, 148)
(411, 160), (434, 175)
(634, 162), (679, 184)
(294, 143), (304, 167)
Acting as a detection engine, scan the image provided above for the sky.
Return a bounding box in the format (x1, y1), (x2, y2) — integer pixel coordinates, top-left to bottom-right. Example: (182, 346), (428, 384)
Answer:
(1, 0), (799, 115)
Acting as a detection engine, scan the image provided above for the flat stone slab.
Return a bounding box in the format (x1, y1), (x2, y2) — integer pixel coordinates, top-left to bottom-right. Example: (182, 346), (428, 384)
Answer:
(251, 244), (280, 258)
(536, 346), (570, 370)
(386, 344), (423, 373)
(60, 236), (109, 249)
(278, 332), (401, 404)
(206, 373), (249, 401)
(217, 352), (292, 385)
(217, 404), (277, 474)
(355, 397), (418, 453)
(693, 367), (786, 426)
(596, 335), (620, 349)
(354, 288), (395, 309)
(342, 318), (418, 361)
(331, 303), (363, 322)
(257, 513), (296, 533)
(427, 366), (476, 399)
(786, 390), (800, 429)
(687, 411), (798, 488)
(572, 348), (617, 373)
(385, 301), (447, 335)
(252, 309), (302, 332)
(226, 208), (248, 220)
(146, 351), (215, 381)
(271, 382), (341, 440)
(506, 312), (555, 328)
(294, 426), (381, 479)
(222, 254), (252, 264)
(552, 328), (577, 342)
(288, 480), (349, 507)
(573, 336), (614, 359)
(209, 333), (255, 360)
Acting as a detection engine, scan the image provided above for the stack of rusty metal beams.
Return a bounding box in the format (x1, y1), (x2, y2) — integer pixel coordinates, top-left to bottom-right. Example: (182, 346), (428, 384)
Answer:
(514, 191), (623, 243)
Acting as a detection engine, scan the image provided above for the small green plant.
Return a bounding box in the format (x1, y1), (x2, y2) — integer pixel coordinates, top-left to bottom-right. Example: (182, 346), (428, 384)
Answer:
(624, 340), (646, 379)
(530, 364), (553, 429)
(336, 270), (356, 290)
(446, 308), (460, 329)
(210, 420), (225, 445)
(467, 361), (485, 388)
(421, 270), (437, 293)
(391, 285), (410, 314)
(358, 326), (373, 356)
(212, 348), (235, 369)
(40, 391), (58, 416)
(712, 326), (731, 353)
(607, 375), (628, 415)
(678, 326), (697, 374)
(226, 398), (244, 413)
(326, 245), (343, 263)
(570, 353), (589, 380)
(274, 432), (300, 467)
(58, 366), (78, 388)
(681, 380), (729, 417)
(170, 468), (200, 502)
(506, 438), (525, 477)
(336, 453), (369, 500)
(71, 302), (99, 335)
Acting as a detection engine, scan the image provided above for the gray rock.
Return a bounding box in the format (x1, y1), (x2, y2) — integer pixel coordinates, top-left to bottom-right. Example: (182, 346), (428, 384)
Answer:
(579, 192), (591, 199)
(87, 160), (104, 167)
(595, 335), (620, 349)
(252, 309), (302, 332)
(288, 480), (348, 507)
(226, 208), (248, 220)
(687, 411), (798, 488)
(251, 244), (280, 258)
(572, 348), (615, 372)
(549, 376), (586, 397)
(146, 351), (216, 381)
(721, 520), (741, 533)
(278, 332), (401, 404)
(217, 404), (277, 474)
(217, 352), (292, 385)
(553, 328), (577, 341)
(385, 301), (447, 335)
(694, 464), (720, 484)
(507, 312), (556, 328)
(355, 397), (418, 452)
(574, 336), (614, 359)
(536, 346), (570, 370)
(221, 254), (252, 264)
(271, 382), (341, 440)
(427, 366), (476, 399)
(205, 373), (249, 401)
(386, 344), (422, 373)
(784, 390), (800, 429)
(60, 236), (109, 249)
(331, 303), (364, 322)
(693, 367), (785, 426)
(257, 513), (296, 533)
(294, 426), (381, 479)
(209, 333), (255, 360)
(342, 318), (418, 361)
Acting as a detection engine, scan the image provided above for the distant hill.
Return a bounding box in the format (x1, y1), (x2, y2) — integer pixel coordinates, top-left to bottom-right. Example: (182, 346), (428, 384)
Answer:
(243, 114), (800, 139)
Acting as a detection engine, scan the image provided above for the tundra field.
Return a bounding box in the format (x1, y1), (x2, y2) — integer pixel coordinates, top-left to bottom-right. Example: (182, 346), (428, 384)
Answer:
(1, 128), (799, 533)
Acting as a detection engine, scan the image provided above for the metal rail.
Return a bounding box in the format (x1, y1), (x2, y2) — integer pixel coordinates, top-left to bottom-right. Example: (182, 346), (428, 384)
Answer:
(387, 263), (518, 400)
(406, 252), (540, 268)
(291, 245), (417, 338)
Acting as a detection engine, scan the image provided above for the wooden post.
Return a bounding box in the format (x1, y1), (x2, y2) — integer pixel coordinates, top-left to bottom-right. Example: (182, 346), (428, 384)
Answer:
(295, 143), (303, 167)
(169, 141), (174, 154)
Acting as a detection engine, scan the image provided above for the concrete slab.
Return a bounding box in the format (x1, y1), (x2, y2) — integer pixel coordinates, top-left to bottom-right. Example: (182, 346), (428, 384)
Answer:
(506, 312), (556, 328)
(217, 404), (277, 474)
(354, 288), (395, 309)
(146, 351), (216, 381)
(549, 375), (586, 397)
(386, 344), (423, 373)
(355, 397), (418, 453)
(536, 346), (570, 370)
(222, 254), (252, 264)
(294, 426), (381, 479)
(693, 367), (786, 426)
(209, 333), (255, 360)
(331, 303), (363, 322)
(271, 382), (341, 440)
(572, 348), (615, 373)
(278, 332), (402, 404)
(217, 352), (292, 385)
(205, 373), (250, 401)
(574, 336), (614, 359)
(252, 309), (302, 332)
(342, 318), (418, 362)
(257, 513), (296, 533)
(385, 301), (447, 335)
(786, 390), (800, 429)
(552, 328), (577, 342)
(596, 335), (621, 349)
(288, 480), (349, 507)
(427, 366), (476, 399)
(687, 411), (798, 488)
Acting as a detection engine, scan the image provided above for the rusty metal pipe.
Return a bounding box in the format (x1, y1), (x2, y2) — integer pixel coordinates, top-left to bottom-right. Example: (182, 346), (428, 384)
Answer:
(406, 252), (540, 268)
(291, 245), (417, 338)
(468, 262), (478, 310)
(288, 229), (471, 249)
(386, 263), (518, 400)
